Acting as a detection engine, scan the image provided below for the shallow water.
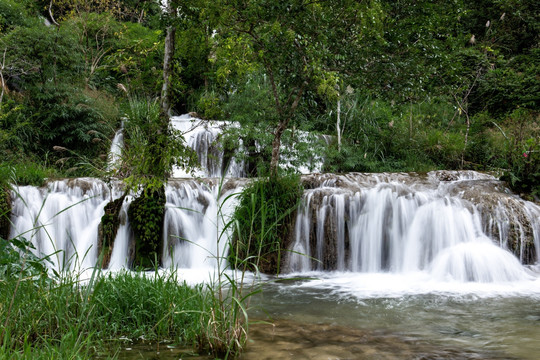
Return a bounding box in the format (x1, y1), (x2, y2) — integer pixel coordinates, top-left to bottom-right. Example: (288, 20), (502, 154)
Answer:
(113, 270), (540, 359)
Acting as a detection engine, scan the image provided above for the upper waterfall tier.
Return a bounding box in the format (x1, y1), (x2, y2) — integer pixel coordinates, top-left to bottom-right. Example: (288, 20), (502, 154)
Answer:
(170, 114), (331, 178)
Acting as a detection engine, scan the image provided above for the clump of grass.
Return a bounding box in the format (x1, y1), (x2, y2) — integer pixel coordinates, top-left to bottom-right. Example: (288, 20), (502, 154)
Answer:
(0, 244), (213, 358)
(228, 174), (303, 274)
(0, 161), (59, 187)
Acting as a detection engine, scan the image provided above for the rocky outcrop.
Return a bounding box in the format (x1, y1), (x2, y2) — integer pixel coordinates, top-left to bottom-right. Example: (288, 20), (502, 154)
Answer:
(98, 194), (126, 268)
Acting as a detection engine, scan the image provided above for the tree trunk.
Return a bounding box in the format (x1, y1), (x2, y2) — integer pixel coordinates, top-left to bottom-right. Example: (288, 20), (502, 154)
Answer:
(270, 119), (290, 177)
(336, 97), (341, 152)
(161, 4), (176, 117)
(269, 84), (306, 177)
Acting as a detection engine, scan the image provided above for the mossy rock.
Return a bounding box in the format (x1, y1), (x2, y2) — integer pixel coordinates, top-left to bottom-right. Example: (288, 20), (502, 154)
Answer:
(98, 194), (126, 268)
(0, 186), (11, 240)
(128, 186), (166, 269)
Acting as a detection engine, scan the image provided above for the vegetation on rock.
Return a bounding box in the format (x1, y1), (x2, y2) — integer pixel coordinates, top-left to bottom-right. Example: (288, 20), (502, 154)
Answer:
(229, 175), (303, 274)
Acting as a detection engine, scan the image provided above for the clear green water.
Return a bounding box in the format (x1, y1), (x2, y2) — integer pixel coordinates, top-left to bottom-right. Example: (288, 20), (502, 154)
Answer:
(113, 274), (540, 359)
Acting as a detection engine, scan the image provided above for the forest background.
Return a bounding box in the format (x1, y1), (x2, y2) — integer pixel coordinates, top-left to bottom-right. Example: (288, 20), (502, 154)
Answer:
(0, 0), (538, 197)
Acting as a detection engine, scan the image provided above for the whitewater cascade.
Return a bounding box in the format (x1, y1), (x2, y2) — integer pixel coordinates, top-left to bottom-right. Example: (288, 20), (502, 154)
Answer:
(287, 171), (540, 283)
(169, 114), (331, 177)
(9, 178), (244, 273)
(8, 171), (540, 283)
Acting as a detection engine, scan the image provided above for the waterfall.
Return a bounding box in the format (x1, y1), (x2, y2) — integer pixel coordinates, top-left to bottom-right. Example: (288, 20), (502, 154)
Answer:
(171, 114), (246, 178)
(162, 179), (243, 269)
(108, 121), (124, 171)
(287, 171), (540, 282)
(170, 114), (330, 178)
(8, 171), (540, 284)
(10, 179), (121, 272)
(107, 113), (330, 178)
(9, 178), (243, 272)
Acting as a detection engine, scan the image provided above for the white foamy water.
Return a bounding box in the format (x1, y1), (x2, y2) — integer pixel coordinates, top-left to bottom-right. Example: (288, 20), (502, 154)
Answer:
(162, 179), (242, 269)
(10, 179), (120, 272)
(287, 171), (540, 290)
(108, 124), (124, 171)
(8, 171), (540, 297)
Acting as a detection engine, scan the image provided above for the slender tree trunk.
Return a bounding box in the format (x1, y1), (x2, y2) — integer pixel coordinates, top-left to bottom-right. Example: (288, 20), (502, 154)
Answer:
(0, 49), (6, 109)
(270, 118), (289, 177)
(161, 4), (176, 117)
(336, 96), (342, 152)
(269, 84), (306, 177)
(461, 107), (470, 169)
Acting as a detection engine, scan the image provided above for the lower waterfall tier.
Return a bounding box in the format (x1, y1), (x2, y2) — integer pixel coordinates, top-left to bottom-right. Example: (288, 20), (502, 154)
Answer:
(8, 171), (540, 283)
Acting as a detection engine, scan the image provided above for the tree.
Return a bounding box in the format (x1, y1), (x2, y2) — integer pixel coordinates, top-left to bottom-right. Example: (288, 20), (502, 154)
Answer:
(216, 0), (382, 176)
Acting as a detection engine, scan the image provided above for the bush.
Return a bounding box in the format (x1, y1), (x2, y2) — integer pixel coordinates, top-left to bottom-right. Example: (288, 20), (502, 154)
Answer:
(128, 187), (166, 269)
(500, 109), (540, 198)
(229, 175), (302, 274)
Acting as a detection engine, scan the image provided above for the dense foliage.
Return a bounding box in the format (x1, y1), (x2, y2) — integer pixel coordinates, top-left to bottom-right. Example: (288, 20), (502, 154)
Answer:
(0, 0), (537, 194)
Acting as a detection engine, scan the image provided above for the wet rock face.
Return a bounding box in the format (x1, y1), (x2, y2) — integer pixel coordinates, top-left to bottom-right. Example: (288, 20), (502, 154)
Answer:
(98, 195), (126, 268)
(446, 180), (539, 264)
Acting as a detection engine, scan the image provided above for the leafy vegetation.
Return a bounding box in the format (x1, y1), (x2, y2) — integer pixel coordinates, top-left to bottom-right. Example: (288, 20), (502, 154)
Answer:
(229, 175), (303, 274)
(0, 0), (537, 194)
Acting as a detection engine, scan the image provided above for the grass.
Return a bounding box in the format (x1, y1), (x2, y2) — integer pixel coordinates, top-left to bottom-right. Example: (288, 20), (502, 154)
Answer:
(228, 175), (303, 274)
(0, 161), (59, 187)
(0, 266), (213, 359)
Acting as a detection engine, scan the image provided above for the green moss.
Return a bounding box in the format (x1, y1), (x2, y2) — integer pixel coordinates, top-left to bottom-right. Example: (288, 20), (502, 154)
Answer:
(0, 186), (11, 240)
(229, 175), (303, 274)
(98, 194), (126, 268)
(128, 187), (166, 269)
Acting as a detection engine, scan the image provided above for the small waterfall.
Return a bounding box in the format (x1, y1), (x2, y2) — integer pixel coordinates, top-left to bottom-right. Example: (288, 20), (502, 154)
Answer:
(10, 179), (122, 272)
(107, 196), (133, 270)
(108, 121), (124, 170)
(287, 171), (540, 282)
(170, 114), (330, 178)
(161, 180), (240, 269)
(171, 115), (245, 178)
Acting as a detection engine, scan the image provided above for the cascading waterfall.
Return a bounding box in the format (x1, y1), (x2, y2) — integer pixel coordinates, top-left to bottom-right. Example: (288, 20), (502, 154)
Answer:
(8, 170), (540, 286)
(9, 178), (244, 272)
(10, 179), (122, 272)
(287, 172), (540, 283)
(108, 122), (124, 170)
(171, 114), (246, 178)
(170, 114), (331, 178)
(162, 179), (243, 269)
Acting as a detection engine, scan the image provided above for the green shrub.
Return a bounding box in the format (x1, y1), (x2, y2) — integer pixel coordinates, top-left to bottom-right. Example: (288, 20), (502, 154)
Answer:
(229, 175), (302, 274)
(498, 109), (540, 198)
(195, 90), (224, 120)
